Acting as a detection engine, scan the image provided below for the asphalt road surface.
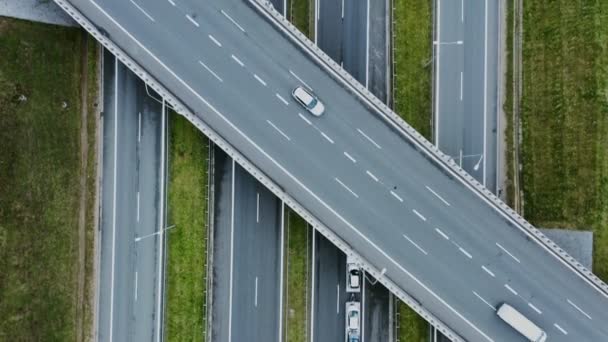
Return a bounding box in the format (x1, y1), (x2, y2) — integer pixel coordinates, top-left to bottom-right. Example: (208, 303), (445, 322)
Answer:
(364, 277), (390, 342)
(269, 0), (285, 16)
(434, 0), (500, 193)
(211, 148), (283, 342)
(98, 50), (167, 342)
(72, 1), (608, 340)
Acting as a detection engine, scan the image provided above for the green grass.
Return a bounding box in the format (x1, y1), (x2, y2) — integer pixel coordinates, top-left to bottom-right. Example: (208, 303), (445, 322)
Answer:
(285, 210), (310, 342)
(165, 113), (209, 341)
(289, 0), (312, 38)
(397, 301), (429, 342)
(392, 0), (433, 139)
(520, 1), (608, 279)
(0, 18), (97, 341)
(503, 0), (516, 207)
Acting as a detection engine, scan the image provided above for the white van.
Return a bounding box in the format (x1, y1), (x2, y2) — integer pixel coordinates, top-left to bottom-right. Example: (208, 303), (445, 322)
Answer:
(497, 303), (547, 342)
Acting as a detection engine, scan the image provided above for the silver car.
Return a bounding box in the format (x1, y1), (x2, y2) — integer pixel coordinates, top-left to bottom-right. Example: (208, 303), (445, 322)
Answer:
(292, 86), (325, 116)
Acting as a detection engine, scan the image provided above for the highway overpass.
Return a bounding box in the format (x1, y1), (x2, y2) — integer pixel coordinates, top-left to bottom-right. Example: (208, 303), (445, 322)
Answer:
(55, 0), (608, 340)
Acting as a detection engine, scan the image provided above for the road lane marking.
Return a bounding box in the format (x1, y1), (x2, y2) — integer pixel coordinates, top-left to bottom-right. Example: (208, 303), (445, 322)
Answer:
(425, 186), (451, 206)
(504, 284), (518, 296)
(357, 128), (382, 149)
(554, 323), (568, 335)
(482, 0), (488, 185)
(366, 170), (379, 182)
(138, 111), (141, 142)
(185, 14), (199, 27)
(461, 0), (464, 22)
(208, 34), (222, 47)
(278, 202), (285, 342)
(390, 191), (404, 202)
(198, 61), (223, 82)
(459, 247), (472, 259)
(472, 291), (495, 310)
(221, 9), (246, 32)
(109, 58), (119, 342)
(228, 159), (235, 341)
(134, 271), (138, 301)
(129, 0), (155, 21)
(343, 151), (356, 163)
(495, 243), (520, 263)
(167, 0), (175, 6)
(289, 70), (313, 90)
(155, 100), (167, 342)
(276, 93), (289, 105)
(310, 229), (316, 341)
(528, 302), (542, 314)
(412, 209), (426, 221)
(255, 276), (258, 307)
(254, 74), (267, 86)
(435, 228), (450, 240)
(256, 192), (260, 222)
(231, 54), (244, 67)
(320, 131), (334, 144)
(459, 71), (463, 101)
(335, 178), (359, 198)
(567, 299), (592, 320)
(402, 234), (428, 255)
(267, 120), (291, 141)
(481, 266), (494, 277)
(434, 0), (441, 146)
(136, 191), (140, 222)
(298, 113), (312, 125)
(365, 0), (370, 87)
(336, 284), (340, 313)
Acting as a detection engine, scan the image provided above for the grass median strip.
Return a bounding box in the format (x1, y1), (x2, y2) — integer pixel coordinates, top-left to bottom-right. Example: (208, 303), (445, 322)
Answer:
(0, 17), (97, 340)
(289, 0), (313, 39)
(165, 113), (209, 341)
(285, 210), (310, 342)
(397, 301), (429, 342)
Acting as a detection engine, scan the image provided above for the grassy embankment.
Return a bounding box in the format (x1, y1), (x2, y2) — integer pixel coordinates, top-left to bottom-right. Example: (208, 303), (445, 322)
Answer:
(392, 0), (433, 340)
(285, 211), (310, 342)
(520, 1), (608, 279)
(0, 18), (98, 341)
(165, 114), (209, 341)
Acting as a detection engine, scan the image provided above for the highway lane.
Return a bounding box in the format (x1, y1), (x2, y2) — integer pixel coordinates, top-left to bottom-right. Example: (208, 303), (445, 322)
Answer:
(363, 276), (390, 342)
(71, 1), (608, 340)
(98, 51), (167, 342)
(210, 147), (284, 342)
(434, 0), (500, 192)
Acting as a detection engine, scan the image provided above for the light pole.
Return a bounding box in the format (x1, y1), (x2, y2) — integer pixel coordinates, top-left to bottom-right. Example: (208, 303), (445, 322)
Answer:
(365, 267), (387, 286)
(134, 224), (176, 242)
(473, 154), (484, 171)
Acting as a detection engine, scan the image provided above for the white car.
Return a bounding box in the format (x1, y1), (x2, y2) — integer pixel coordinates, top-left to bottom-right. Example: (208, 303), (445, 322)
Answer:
(345, 302), (361, 340)
(346, 257), (361, 293)
(292, 86), (325, 116)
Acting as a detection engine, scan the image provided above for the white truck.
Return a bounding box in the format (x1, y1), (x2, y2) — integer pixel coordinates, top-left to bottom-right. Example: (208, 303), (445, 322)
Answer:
(496, 303), (547, 342)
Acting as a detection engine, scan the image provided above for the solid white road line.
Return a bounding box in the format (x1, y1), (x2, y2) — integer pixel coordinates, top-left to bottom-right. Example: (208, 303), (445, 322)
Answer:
(390, 191), (403, 203)
(198, 61), (223, 82)
(310, 228), (316, 342)
(167, 0), (175, 6)
(481, 265), (494, 277)
(343, 151), (356, 163)
(276, 93), (289, 105)
(155, 100), (167, 342)
(335, 178), (359, 198)
(267, 120), (291, 141)
(528, 302), (542, 315)
(278, 201), (285, 342)
(461, 0), (464, 22)
(434, 0), (441, 146)
(495, 242), (520, 263)
(412, 209), (426, 222)
(254, 74), (267, 86)
(459, 247), (472, 259)
(298, 113), (312, 125)
(109, 57), (119, 342)
(366, 170), (379, 182)
(504, 284), (518, 296)
(357, 128), (382, 149)
(256, 192), (260, 223)
(435, 228), (450, 240)
(482, 0), (488, 185)
(336, 284), (340, 313)
(472, 291), (495, 310)
(136, 191), (140, 222)
(138, 111), (141, 142)
(289, 70), (313, 90)
(228, 159), (235, 342)
(554, 323), (568, 335)
(320, 132), (334, 144)
(365, 0), (370, 88)
(208, 34), (222, 47)
(129, 0), (155, 21)
(221, 9), (246, 32)
(255, 277), (258, 307)
(402, 234), (428, 255)
(185, 14), (199, 27)
(134, 271), (138, 301)
(231, 54), (244, 67)
(425, 186), (451, 206)
(341, 0), (344, 18)
(567, 299), (592, 320)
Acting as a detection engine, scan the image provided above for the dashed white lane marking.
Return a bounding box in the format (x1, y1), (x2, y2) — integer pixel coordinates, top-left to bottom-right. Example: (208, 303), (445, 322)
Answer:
(460, 71), (463, 101)
(266, 120), (291, 141)
(481, 265), (495, 277)
(567, 299), (592, 320)
(425, 186), (451, 206)
(167, 0), (176, 6)
(402, 234), (428, 255)
(254, 74), (267, 86)
(256, 192), (260, 223)
(390, 191), (404, 202)
(495, 242), (520, 263)
(276, 93), (289, 105)
(344, 151), (356, 163)
(320, 132), (334, 144)
(298, 113), (312, 125)
(335, 178), (359, 198)
(136, 191), (140, 222)
(208, 34), (222, 47)
(554, 323), (568, 335)
(357, 128), (382, 149)
(412, 209), (426, 221)
(134, 271), (138, 301)
(504, 284), (518, 296)
(254, 276), (258, 307)
(231, 54), (244, 67)
(185, 14), (199, 27)
(221, 9), (246, 32)
(472, 291), (495, 310)
(336, 284), (340, 313)
(435, 228), (450, 240)
(528, 302), (542, 315)
(198, 61), (223, 82)
(130, 0), (155, 21)
(459, 247), (473, 259)
(366, 170), (379, 182)
(289, 70), (313, 90)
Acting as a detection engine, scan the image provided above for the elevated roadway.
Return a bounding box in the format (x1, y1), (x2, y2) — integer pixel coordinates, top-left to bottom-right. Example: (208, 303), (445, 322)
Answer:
(58, 0), (608, 340)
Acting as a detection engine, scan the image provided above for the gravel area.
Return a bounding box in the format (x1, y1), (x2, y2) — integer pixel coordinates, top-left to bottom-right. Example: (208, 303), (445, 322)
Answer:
(1, 0), (77, 26)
